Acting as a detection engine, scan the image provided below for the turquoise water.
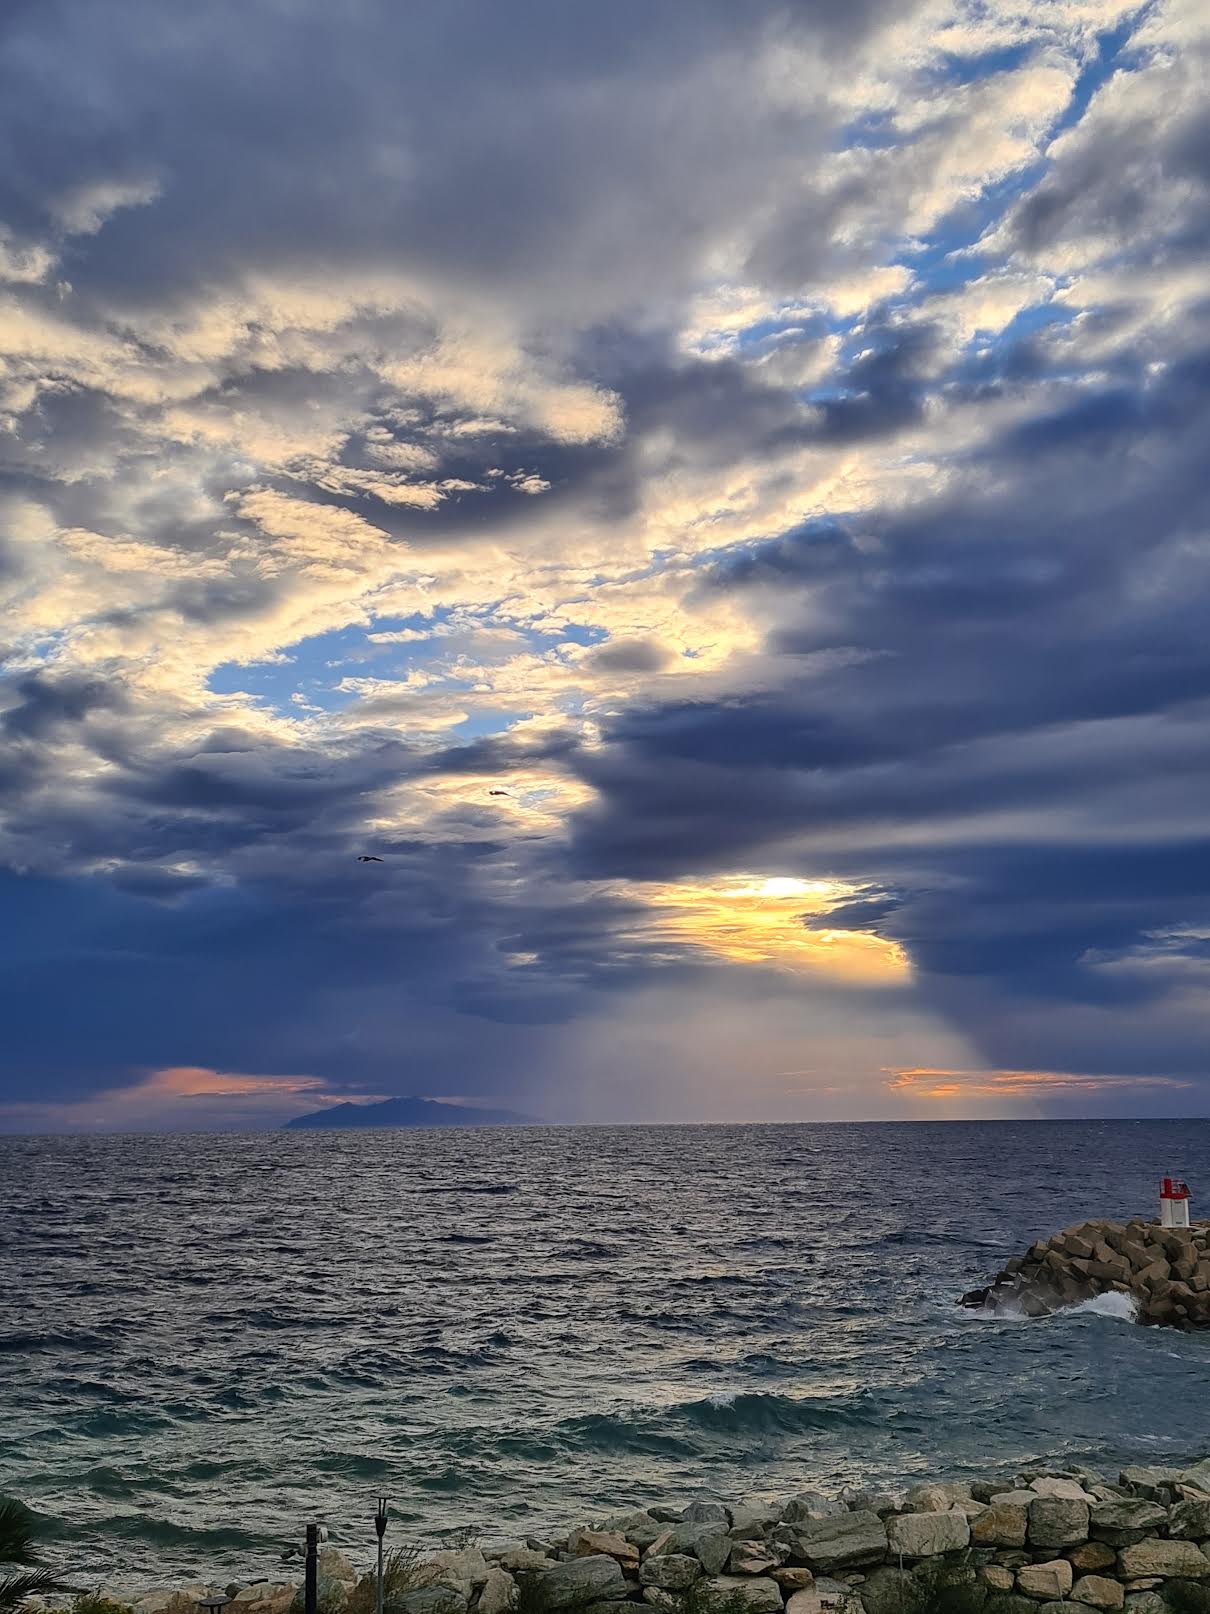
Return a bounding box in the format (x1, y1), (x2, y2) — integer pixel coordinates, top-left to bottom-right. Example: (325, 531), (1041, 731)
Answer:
(3, 1120), (1210, 1587)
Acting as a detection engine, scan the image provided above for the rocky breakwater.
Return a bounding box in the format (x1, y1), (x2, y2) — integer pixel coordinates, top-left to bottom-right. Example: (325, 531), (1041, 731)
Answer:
(33, 1457), (1210, 1614)
(959, 1218), (1210, 1327)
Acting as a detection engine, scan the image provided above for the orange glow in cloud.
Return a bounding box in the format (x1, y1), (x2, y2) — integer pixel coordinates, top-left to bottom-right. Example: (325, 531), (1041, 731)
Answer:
(144, 1067), (331, 1098)
(885, 1067), (1193, 1100)
(0, 1066), (375, 1132)
(627, 874), (908, 983)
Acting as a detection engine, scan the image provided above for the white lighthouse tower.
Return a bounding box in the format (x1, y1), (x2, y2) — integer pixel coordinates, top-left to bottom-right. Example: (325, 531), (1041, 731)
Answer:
(1160, 1176), (1192, 1229)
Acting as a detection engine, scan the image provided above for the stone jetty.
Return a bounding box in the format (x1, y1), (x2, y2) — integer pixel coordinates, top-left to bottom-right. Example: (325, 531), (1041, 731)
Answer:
(28, 1457), (1210, 1614)
(958, 1217), (1210, 1327)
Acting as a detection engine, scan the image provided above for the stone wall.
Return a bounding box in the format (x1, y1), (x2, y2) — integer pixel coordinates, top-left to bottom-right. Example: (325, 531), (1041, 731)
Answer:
(41, 1458), (1210, 1614)
(959, 1219), (1210, 1327)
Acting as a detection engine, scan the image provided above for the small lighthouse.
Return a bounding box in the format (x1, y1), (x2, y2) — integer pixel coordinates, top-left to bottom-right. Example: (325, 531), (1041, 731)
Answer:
(1160, 1175), (1192, 1229)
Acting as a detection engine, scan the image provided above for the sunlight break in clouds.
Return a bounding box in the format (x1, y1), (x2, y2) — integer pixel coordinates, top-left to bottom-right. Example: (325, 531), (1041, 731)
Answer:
(631, 877), (910, 983)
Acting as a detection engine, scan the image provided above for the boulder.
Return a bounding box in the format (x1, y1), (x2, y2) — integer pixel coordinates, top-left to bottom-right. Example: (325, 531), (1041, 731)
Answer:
(232, 1585), (295, 1614)
(731, 1501), (786, 1540)
(1169, 1499), (1210, 1538)
(427, 1552), (490, 1592)
(1066, 1546), (1117, 1575)
(496, 1551), (550, 1574)
(651, 1508), (687, 1524)
(686, 1503), (732, 1527)
(568, 1532), (639, 1573)
(1122, 1597), (1166, 1614)
(640, 1555), (703, 1592)
(692, 1535), (735, 1578)
(1088, 1501), (1167, 1544)
(478, 1571), (517, 1614)
(856, 1568), (916, 1614)
(729, 1542), (785, 1577)
(1117, 1540), (1210, 1579)
(1017, 1563), (1074, 1601)
(886, 1511), (970, 1559)
(789, 1579), (854, 1614)
(1118, 1470), (1182, 1499)
(986, 1597), (1042, 1614)
(973, 1504), (1030, 1549)
(784, 1514), (888, 1574)
(1180, 1461), (1210, 1493)
(700, 1577), (784, 1614)
(1029, 1501), (1090, 1551)
(784, 1496), (848, 1524)
(651, 1524), (731, 1576)
(402, 1591), (471, 1614)
(134, 1592), (209, 1614)
(1070, 1579), (1123, 1610)
(533, 1556), (628, 1608)
(772, 1571), (815, 1592)
(1032, 1482), (1096, 1504)
(982, 1569), (1017, 1594)
(905, 1483), (973, 1512)
(601, 1509), (659, 1538)
(317, 1553), (358, 1589)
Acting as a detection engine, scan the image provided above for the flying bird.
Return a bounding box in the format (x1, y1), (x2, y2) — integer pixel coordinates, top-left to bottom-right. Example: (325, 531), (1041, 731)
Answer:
(356, 855), (384, 862)
(488, 789), (509, 796)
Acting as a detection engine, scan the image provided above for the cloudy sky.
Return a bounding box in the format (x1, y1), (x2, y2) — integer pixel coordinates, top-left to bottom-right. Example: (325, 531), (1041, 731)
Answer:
(2, 0), (1208, 1131)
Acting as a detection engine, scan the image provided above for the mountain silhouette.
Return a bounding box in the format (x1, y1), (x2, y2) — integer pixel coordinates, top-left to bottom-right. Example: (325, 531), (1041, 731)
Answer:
(284, 1095), (537, 1130)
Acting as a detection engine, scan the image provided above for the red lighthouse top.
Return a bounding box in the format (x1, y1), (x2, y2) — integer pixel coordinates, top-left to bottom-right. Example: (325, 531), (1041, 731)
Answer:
(1161, 1177), (1190, 1200)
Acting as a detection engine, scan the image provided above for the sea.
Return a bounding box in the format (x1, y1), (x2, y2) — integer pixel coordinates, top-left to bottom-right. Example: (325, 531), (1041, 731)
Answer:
(4, 1119), (1210, 1590)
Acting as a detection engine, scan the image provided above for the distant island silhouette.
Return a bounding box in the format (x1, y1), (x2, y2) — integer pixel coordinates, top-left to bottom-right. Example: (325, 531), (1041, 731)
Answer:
(284, 1095), (537, 1129)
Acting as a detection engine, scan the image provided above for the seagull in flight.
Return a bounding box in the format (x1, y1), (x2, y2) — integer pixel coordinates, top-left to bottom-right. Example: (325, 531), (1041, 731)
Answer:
(356, 855), (384, 862)
(488, 789), (509, 796)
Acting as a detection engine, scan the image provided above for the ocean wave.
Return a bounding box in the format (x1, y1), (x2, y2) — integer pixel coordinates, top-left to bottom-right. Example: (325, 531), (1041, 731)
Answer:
(1061, 1291), (1138, 1322)
(554, 1388), (881, 1453)
(0, 1328), (119, 1355)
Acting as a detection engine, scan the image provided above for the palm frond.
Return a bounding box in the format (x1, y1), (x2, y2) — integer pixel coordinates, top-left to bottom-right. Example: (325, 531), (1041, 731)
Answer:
(0, 1566), (69, 1614)
(0, 1500), (40, 1570)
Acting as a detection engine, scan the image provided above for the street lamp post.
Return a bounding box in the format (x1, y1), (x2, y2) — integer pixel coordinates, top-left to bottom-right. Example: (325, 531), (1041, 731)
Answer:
(374, 1498), (389, 1614)
(305, 1524), (319, 1614)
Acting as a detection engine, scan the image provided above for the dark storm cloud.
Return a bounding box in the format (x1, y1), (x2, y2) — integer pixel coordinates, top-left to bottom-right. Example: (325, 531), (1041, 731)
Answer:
(3, 0), (1208, 1121)
(1, 671), (125, 739)
(0, 0), (907, 316)
(566, 331), (1210, 1073)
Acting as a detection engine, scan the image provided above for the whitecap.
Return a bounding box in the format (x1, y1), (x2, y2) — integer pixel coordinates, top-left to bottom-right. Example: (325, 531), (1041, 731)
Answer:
(1061, 1290), (1138, 1322)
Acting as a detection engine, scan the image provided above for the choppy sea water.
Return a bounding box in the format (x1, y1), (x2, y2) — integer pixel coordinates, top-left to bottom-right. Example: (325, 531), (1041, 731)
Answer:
(4, 1120), (1210, 1589)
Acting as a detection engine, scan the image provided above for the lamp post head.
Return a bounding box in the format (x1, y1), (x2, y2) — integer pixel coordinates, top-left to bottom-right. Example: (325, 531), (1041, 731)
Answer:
(375, 1497), (389, 1539)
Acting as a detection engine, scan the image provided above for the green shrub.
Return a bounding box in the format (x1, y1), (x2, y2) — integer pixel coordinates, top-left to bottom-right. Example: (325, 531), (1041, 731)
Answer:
(72, 1595), (133, 1614)
(344, 1547), (434, 1614)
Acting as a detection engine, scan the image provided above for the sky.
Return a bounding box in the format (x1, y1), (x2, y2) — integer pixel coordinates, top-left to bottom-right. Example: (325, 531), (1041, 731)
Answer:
(2, 0), (1209, 1132)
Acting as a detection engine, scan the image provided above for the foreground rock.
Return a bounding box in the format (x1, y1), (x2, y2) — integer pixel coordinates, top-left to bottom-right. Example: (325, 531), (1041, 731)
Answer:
(28, 1457), (1210, 1614)
(959, 1218), (1210, 1327)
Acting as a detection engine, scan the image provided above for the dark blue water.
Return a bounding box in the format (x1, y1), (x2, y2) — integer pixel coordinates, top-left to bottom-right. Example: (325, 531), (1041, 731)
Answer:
(3, 1120), (1210, 1588)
